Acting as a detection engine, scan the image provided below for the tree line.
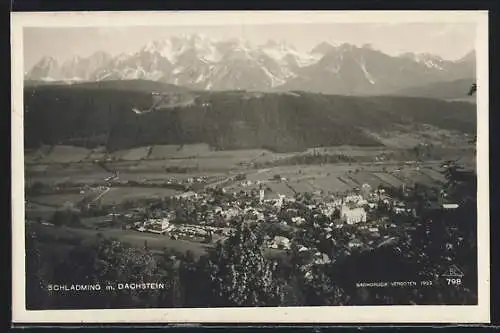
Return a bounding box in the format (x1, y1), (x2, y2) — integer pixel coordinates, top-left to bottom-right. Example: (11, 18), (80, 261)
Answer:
(24, 84), (476, 153)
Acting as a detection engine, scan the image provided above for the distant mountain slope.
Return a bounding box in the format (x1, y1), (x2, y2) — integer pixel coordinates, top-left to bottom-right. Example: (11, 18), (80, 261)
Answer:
(24, 80), (70, 87)
(25, 35), (475, 95)
(25, 79), (190, 93)
(390, 78), (476, 100)
(275, 46), (474, 95)
(24, 83), (476, 153)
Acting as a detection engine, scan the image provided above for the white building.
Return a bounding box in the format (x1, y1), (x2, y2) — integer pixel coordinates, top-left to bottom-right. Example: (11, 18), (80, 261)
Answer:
(145, 218), (171, 234)
(292, 216), (306, 225)
(274, 194), (286, 209)
(223, 207), (240, 220)
(344, 194), (364, 204)
(348, 239), (363, 248)
(175, 191), (198, 199)
(341, 205), (367, 224)
(271, 236), (291, 250)
(443, 203), (459, 209)
(259, 189), (265, 203)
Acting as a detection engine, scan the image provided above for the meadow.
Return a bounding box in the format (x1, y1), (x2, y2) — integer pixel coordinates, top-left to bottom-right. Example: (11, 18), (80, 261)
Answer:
(30, 223), (210, 258)
(28, 193), (88, 207)
(98, 187), (182, 205)
(110, 146), (151, 161)
(25, 144), (454, 211)
(38, 145), (92, 164)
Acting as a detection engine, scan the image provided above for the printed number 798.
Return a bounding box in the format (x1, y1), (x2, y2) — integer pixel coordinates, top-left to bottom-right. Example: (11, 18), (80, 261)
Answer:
(446, 278), (462, 286)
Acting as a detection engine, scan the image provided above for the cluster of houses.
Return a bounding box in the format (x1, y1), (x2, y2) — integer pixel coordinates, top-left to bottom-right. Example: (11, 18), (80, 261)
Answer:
(132, 212), (234, 241)
(113, 176), (461, 269)
(130, 182), (392, 237)
(135, 218), (173, 234)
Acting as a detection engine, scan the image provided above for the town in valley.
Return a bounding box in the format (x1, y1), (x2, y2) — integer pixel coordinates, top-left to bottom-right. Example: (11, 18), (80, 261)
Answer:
(23, 26), (478, 309)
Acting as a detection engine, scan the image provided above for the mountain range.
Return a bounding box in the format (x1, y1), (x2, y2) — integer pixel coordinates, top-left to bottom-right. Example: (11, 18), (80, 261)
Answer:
(25, 34), (476, 96)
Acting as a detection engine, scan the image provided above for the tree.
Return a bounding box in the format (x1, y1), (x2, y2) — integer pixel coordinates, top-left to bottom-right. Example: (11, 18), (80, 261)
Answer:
(207, 223), (283, 307)
(302, 264), (348, 306)
(52, 208), (81, 227)
(332, 208), (341, 220)
(51, 236), (161, 308)
(203, 230), (213, 244)
(25, 230), (50, 309)
(27, 181), (46, 196)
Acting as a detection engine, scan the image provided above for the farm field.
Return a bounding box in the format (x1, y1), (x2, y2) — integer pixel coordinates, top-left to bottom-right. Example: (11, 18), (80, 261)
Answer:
(305, 146), (391, 157)
(419, 167), (447, 182)
(39, 145), (92, 164)
(116, 172), (224, 182)
(26, 162), (105, 175)
(26, 150), (55, 164)
(98, 187), (182, 205)
(148, 143), (212, 159)
(80, 216), (114, 228)
(266, 181), (296, 197)
(371, 172), (405, 187)
(348, 172), (388, 188)
(116, 159), (199, 172)
(245, 165), (333, 182)
(337, 175), (360, 189)
(197, 148), (272, 159)
(110, 146), (151, 161)
(195, 157), (250, 170)
(25, 202), (58, 220)
(28, 193), (88, 207)
(24, 146), (55, 164)
(225, 183), (260, 194)
(84, 146), (108, 161)
(288, 179), (316, 194)
(234, 161), (450, 195)
(390, 169), (440, 187)
(25, 164), (50, 173)
(25, 143), (463, 212)
(26, 158), (453, 204)
(365, 125), (473, 149)
(308, 176), (352, 193)
(28, 170), (112, 185)
(27, 164), (226, 187)
(148, 144), (184, 159)
(121, 156), (259, 172)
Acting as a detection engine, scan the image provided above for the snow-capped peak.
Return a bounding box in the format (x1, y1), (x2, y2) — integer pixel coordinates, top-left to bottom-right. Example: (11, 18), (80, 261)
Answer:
(228, 37), (254, 52)
(414, 53), (443, 70)
(400, 52), (445, 70)
(356, 56), (376, 84)
(312, 41), (343, 52)
(142, 35), (222, 64)
(25, 34), (472, 95)
(261, 40), (320, 68)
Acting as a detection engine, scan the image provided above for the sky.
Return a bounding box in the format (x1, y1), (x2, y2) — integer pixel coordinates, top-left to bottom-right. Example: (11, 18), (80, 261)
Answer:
(23, 22), (476, 70)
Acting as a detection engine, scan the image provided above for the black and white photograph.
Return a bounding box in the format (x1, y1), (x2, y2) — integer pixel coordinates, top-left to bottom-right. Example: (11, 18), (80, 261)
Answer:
(11, 11), (490, 323)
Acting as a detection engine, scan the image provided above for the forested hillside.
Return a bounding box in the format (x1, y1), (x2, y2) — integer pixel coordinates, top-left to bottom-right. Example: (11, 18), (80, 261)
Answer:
(391, 78), (476, 101)
(24, 81), (476, 152)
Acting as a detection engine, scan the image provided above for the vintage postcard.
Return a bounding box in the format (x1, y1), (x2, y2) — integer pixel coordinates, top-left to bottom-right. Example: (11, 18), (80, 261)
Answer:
(11, 10), (490, 324)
